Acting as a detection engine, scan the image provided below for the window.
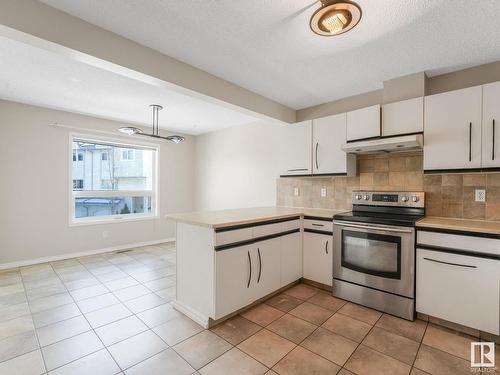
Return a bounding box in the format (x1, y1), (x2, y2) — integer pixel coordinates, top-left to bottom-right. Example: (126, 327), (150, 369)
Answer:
(73, 179), (84, 190)
(71, 136), (157, 224)
(73, 152), (84, 161)
(122, 150), (134, 161)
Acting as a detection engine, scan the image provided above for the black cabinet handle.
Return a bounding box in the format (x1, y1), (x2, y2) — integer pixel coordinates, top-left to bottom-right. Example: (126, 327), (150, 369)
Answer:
(257, 248), (262, 283)
(423, 257), (476, 269)
(247, 251), (252, 288)
(493, 119), (496, 161)
(469, 122), (472, 162)
(325, 240), (329, 254)
(315, 142), (319, 170)
(311, 223), (324, 227)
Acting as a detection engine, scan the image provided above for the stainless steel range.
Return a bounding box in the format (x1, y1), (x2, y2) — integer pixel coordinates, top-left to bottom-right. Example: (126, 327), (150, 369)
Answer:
(332, 191), (425, 320)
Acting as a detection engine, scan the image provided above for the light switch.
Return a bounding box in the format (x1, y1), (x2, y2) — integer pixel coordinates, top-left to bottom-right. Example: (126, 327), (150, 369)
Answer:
(293, 187), (300, 196)
(320, 187), (327, 197)
(475, 189), (486, 202)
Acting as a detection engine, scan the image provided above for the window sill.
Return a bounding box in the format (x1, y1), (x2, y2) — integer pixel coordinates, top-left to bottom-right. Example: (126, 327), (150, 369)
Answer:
(69, 214), (159, 227)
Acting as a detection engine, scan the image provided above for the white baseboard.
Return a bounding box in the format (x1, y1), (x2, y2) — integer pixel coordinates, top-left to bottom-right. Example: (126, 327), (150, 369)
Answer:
(173, 300), (210, 329)
(0, 237), (176, 270)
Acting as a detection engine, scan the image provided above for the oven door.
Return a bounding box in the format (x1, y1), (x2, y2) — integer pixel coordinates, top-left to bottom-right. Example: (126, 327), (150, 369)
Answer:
(333, 221), (415, 298)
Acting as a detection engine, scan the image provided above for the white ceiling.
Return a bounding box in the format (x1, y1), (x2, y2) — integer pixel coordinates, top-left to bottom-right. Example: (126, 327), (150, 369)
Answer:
(40, 0), (500, 109)
(0, 36), (258, 135)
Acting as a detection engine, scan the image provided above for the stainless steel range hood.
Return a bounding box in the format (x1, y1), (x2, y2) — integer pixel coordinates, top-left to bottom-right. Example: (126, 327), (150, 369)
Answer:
(341, 134), (423, 154)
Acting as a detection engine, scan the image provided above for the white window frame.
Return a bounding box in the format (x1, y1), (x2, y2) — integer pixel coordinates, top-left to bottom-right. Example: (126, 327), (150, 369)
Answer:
(69, 132), (160, 226)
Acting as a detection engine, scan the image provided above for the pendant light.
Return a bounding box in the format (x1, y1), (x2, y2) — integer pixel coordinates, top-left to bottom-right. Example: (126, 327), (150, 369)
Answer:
(310, 1), (361, 36)
(119, 104), (185, 143)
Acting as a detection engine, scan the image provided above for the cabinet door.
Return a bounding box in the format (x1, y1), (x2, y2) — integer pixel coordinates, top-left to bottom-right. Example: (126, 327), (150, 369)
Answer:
(280, 120), (312, 175)
(313, 113), (355, 175)
(346, 104), (380, 141)
(303, 232), (333, 286)
(416, 249), (500, 335)
(280, 232), (302, 287)
(253, 238), (281, 300)
(424, 86), (482, 170)
(382, 97), (423, 136)
(482, 81), (500, 168)
(215, 244), (254, 319)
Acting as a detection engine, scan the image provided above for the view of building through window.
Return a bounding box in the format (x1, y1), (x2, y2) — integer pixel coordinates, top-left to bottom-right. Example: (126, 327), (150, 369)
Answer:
(71, 137), (156, 222)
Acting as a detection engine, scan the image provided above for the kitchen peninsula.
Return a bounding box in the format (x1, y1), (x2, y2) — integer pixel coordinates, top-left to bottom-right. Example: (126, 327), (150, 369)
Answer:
(167, 207), (343, 327)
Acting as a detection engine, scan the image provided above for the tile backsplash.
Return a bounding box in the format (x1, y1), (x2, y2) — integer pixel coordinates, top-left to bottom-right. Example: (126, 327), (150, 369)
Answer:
(276, 151), (500, 221)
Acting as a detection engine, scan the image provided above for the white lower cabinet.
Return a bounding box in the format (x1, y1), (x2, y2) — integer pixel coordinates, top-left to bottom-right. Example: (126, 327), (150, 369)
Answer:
(215, 236), (283, 319)
(416, 248), (500, 335)
(253, 238), (282, 300)
(303, 232), (333, 286)
(281, 232), (302, 287)
(215, 244), (255, 318)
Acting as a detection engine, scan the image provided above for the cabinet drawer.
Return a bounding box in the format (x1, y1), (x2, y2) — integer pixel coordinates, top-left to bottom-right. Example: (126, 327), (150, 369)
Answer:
(253, 222), (284, 238)
(303, 219), (333, 233)
(417, 230), (500, 257)
(215, 227), (253, 246)
(416, 248), (500, 335)
(282, 219), (301, 232)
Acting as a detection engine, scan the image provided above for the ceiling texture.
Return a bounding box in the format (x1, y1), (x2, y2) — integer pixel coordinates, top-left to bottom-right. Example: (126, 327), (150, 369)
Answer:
(0, 36), (257, 134)
(40, 0), (500, 110)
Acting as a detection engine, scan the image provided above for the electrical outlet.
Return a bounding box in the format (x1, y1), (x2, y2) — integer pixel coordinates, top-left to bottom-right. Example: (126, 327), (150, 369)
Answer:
(293, 187), (300, 197)
(102, 231), (109, 238)
(320, 187), (327, 197)
(475, 189), (486, 202)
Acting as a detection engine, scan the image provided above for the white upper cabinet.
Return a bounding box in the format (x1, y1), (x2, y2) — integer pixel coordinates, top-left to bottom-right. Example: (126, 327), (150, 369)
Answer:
(382, 97), (423, 136)
(280, 120), (312, 175)
(424, 86), (482, 171)
(313, 113), (356, 175)
(346, 104), (381, 141)
(482, 81), (500, 168)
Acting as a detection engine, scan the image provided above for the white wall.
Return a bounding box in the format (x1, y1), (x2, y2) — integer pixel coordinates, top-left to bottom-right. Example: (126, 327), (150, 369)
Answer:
(194, 121), (282, 211)
(0, 100), (194, 266)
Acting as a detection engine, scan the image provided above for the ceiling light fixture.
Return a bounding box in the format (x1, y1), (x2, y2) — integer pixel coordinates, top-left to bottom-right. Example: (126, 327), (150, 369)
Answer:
(118, 104), (185, 143)
(310, 1), (361, 36)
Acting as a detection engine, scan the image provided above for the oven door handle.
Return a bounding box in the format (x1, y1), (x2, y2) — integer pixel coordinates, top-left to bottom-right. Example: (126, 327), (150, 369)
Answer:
(332, 221), (413, 234)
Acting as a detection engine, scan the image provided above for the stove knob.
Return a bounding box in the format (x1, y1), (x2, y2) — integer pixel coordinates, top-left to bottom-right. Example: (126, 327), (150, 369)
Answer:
(412, 195), (420, 203)
(355, 194), (363, 200)
(363, 195), (370, 201)
(401, 196), (409, 202)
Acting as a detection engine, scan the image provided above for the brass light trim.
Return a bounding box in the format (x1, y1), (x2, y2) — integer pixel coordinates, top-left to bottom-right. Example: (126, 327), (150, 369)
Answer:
(310, 1), (362, 36)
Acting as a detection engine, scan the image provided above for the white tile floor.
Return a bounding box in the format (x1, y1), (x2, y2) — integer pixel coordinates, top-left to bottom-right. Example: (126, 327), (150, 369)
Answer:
(0, 242), (180, 375)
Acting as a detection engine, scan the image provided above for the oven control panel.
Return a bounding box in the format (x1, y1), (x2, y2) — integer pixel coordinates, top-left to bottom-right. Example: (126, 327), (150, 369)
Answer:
(352, 191), (425, 208)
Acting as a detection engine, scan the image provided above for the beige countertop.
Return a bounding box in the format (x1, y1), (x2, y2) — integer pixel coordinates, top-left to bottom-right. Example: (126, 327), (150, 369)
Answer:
(166, 206), (344, 229)
(417, 217), (500, 236)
